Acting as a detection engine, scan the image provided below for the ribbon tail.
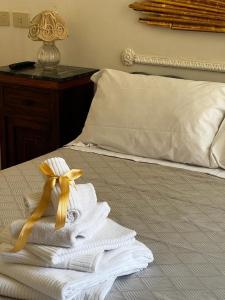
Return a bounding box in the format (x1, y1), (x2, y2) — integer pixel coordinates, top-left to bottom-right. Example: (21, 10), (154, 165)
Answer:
(55, 177), (70, 230)
(11, 219), (39, 253)
(68, 169), (83, 180)
(11, 178), (55, 252)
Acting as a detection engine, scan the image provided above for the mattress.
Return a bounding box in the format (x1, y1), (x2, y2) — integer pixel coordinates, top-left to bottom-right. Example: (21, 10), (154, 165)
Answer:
(1, 147), (225, 300)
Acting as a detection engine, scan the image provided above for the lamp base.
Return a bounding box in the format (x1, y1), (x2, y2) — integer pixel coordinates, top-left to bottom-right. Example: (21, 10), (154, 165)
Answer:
(37, 41), (60, 70)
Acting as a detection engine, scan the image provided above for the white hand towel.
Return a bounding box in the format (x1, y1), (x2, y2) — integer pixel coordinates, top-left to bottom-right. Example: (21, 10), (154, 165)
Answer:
(0, 242), (104, 273)
(0, 273), (115, 300)
(2, 219), (136, 272)
(0, 240), (153, 300)
(1, 218), (136, 269)
(24, 191), (54, 217)
(72, 278), (116, 300)
(23, 183), (97, 223)
(27, 218), (136, 265)
(11, 202), (110, 247)
(44, 157), (98, 223)
(0, 273), (53, 300)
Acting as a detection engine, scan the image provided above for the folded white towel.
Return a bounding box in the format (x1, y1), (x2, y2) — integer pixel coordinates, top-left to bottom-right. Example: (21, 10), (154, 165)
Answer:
(0, 242), (104, 273)
(0, 240), (153, 300)
(2, 219), (136, 272)
(27, 218), (136, 265)
(0, 273), (115, 300)
(11, 202), (110, 247)
(72, 278), (116, 300)
(23, 183), (97, 223)
(44, 157), (97, 223)
(0, 273), (53, 300)
(24, 191), (54, 217)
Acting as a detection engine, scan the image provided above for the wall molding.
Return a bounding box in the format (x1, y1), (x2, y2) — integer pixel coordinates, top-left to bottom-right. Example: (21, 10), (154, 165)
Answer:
(121, 48), (225, 73)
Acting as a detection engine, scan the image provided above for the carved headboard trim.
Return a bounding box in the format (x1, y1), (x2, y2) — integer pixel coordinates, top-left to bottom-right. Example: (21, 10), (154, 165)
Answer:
(121, 48), (225, 73)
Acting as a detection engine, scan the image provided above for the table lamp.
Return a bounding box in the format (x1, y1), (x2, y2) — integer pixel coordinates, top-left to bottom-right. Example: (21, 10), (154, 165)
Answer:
(28, 10), (68, 70)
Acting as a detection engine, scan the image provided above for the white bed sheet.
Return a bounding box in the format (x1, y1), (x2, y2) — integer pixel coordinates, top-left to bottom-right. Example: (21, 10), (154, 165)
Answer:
(66, 141), (225, 179)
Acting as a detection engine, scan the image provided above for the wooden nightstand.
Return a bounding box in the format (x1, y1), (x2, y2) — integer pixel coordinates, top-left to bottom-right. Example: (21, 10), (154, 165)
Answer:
(0, 65), (97, 169)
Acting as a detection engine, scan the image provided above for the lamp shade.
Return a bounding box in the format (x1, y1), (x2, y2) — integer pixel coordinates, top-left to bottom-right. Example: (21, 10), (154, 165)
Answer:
(28, 10), (68, 42)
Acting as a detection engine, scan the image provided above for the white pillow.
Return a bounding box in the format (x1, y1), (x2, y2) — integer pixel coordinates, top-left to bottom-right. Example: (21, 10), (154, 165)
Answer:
(211, 119), (225, 169)
(78, 69), (225, 168)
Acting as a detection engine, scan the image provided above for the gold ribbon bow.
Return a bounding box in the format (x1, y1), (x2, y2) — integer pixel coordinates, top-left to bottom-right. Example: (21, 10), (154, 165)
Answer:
(11, 162), (83, 252)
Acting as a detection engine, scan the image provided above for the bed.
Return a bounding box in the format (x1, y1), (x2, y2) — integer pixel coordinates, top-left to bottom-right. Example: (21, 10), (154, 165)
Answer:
(1, 66), (225, 300)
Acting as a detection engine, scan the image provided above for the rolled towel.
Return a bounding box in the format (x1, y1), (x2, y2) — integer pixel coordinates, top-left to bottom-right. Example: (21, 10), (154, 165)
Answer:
(0, 274), (115, 300)
(44, 157), (96, 223)
(0, 240), (153, 300)
(11, 202), (110, 247)
(27, 218), (136, 265)
(23, 183), (97, 223)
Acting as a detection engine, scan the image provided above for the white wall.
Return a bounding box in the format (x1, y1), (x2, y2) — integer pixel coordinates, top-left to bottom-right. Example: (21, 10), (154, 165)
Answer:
(0, 0), (225, 81)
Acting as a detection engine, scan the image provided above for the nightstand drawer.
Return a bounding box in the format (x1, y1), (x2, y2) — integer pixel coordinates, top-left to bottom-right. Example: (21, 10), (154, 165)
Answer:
(3, 87), (50, 117)
(0, 65), (97, 168)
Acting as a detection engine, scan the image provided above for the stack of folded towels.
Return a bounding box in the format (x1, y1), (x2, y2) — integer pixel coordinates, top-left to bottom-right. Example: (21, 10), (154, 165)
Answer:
(0, 157), (153, 300)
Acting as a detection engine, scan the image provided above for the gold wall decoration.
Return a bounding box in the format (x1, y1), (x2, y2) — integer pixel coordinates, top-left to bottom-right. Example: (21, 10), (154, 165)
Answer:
(129, 0), (225, 33)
